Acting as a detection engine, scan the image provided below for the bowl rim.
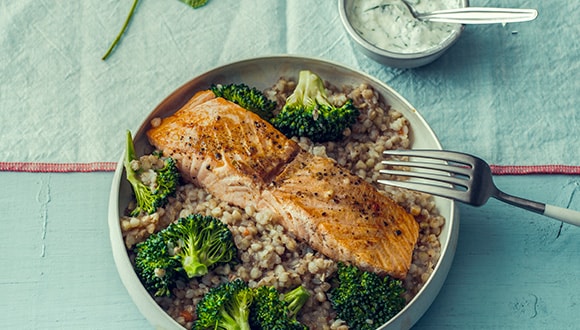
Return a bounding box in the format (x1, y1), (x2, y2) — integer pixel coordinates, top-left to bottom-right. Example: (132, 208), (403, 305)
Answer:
(338, 0), (469, 59)
(108, 54), (459, 330)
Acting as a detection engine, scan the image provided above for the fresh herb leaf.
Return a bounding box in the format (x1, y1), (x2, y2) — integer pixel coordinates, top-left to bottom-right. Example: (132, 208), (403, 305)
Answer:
(102, 0), (210, 61)
(102, 0), (140, 61)
(179, 0), (209, 9)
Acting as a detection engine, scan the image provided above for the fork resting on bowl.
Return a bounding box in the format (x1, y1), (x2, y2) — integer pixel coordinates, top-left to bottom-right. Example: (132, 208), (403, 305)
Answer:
(379, 149), (580, 226)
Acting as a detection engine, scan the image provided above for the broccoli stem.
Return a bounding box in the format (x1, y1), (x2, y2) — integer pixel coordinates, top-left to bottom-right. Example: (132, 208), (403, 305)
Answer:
(219, 309), (251, 330)
(182, 259), (208, 278)
(283, 286), (310, 319)
(124, 131), (146, 208)
(124, 130), (137, 169)
(124, 131), (147, 197)
(102, 0), (140, 61)
(180, 235), (209, 277)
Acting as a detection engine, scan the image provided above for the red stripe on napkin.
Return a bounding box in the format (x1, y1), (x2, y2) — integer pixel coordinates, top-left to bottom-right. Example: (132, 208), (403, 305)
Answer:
(489, 165), (580, 175)
(0, 162), (118, 173)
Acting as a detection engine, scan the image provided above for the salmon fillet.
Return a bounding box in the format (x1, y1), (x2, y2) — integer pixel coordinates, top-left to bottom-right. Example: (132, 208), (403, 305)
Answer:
(147, 90), (419, 278)
(147, 90), (301, 208)
(261, 151), (419, 278)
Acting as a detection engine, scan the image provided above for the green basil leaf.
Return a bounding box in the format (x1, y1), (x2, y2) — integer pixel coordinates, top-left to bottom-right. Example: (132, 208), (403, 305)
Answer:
(179, 0), (209, 9)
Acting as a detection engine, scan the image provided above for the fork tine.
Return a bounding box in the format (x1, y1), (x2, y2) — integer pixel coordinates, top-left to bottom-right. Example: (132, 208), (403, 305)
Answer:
(383, 149), (474, 166)
(377, 178), (471, 203)
(381, 159), (472, 177)
(380, 149), (475, 203)
(379, 168), (470, 188)
(381, 149), (580, 225)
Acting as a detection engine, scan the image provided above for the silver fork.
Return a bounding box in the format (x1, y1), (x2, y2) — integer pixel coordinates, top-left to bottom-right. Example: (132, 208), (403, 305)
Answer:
(379, 149), (580, 226)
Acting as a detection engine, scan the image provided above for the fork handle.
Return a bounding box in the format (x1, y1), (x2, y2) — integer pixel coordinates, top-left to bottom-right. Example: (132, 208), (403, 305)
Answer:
(496, 191), (580, 226)
(544, 205), (580, 227)
(419, 8), (538, 24)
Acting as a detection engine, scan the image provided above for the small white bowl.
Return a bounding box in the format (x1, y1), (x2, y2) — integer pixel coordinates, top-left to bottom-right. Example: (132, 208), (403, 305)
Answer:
(339, 0), (468, 68)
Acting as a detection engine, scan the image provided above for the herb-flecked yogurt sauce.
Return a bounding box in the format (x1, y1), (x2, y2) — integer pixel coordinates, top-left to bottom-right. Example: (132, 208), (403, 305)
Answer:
(347, 0), (462, 54)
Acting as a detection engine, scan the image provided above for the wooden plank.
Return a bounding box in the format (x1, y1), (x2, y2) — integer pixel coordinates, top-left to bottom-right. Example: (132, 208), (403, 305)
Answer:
(1, 173), (578, 328)
(415, 175), (580, 329)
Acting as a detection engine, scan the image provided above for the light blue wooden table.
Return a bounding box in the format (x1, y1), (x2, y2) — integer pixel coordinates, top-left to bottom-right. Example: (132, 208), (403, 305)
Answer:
(2, 173), (578, 329)
(1, 0), (579, 329)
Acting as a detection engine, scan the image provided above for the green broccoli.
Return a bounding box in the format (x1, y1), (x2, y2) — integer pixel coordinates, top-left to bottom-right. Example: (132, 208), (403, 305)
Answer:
(270, 70), (360, 143)
(134, 231), (180, 297)
(124, 130), (179, 216)
(281, 285), (310, 321)
(210, 83), (276, 120)
(194, 278), (253, 330)
(329, 263), (406, 330)
(134, 214), (237, 297)
(249, 285), (310, 330)
(164, 214), (237, 278)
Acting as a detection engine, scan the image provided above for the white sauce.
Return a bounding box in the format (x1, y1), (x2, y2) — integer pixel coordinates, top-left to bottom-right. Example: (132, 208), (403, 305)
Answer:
(347, 0), (462, 54)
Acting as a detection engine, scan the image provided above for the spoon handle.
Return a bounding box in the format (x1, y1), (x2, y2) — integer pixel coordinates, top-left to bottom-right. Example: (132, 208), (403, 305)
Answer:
(418, 7), (538, 24)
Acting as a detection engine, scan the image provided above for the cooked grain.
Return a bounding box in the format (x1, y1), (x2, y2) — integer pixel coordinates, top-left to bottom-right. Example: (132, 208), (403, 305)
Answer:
(120, 78), (444, 329)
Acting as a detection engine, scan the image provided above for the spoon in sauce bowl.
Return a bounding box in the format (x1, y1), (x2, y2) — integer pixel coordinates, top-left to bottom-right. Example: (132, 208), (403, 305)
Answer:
(398, 0), (538, 24)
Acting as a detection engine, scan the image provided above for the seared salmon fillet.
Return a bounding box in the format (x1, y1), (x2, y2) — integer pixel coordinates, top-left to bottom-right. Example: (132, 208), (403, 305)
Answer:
(147, 90), (419, 278)
(261, 151), (419, 278)
(147, 90), (301, 208)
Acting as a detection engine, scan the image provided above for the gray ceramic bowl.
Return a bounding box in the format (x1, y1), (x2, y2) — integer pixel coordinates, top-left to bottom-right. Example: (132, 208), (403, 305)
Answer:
(108, 56), (459, 330)
(339, 0), (468, 68)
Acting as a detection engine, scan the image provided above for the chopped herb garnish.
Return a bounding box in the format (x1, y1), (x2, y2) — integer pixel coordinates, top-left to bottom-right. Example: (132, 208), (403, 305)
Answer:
(102, 0), (209, 61)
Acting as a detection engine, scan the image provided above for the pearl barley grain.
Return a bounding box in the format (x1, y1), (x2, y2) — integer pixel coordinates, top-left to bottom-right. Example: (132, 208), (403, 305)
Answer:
(121, 77), (445, 330)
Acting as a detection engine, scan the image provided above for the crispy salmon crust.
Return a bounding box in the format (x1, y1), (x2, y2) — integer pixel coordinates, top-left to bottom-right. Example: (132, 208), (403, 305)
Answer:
(147, 90), (419, 278)
(263, 151), (419, 278)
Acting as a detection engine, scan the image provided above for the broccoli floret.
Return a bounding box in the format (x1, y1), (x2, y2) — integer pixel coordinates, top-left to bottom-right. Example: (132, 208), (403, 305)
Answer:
(124, 130), (179, 216)
(134, 232), (180, 297)
(163, 214), (237, 278)
(134, 214), (237, 297)
(210, 83), (276, 120)
(155, 157), (179, 198)
(250, 285), (310, 330)
(270, 70), (360, 143)
(194, 280), (310, 330)
(329, 263), (406, 330)
(194, 279), (253, 330)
